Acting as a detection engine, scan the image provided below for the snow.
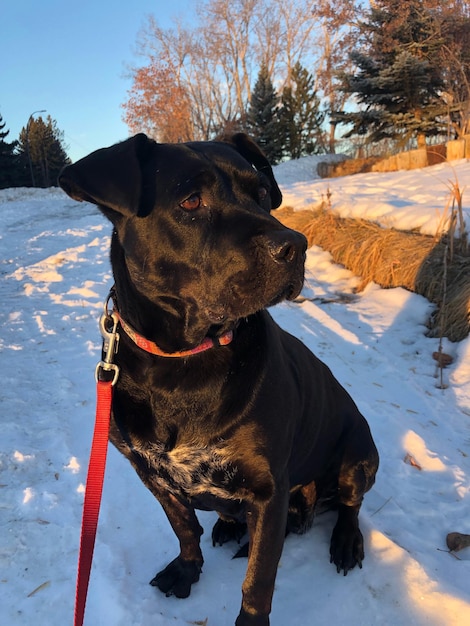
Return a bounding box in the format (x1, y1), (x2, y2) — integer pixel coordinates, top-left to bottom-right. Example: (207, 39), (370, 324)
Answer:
(1, 156), (470, 625)
(277, 157), (470, 237)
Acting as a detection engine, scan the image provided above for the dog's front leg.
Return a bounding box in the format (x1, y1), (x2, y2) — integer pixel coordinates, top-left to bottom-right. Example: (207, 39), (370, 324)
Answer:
(236, 477), (289, 626)
(329, 421), (379, 575)
(147, 486), (204, 598)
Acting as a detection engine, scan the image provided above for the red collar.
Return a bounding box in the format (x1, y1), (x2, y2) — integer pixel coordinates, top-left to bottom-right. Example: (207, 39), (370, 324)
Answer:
(116, 312), (233, 358)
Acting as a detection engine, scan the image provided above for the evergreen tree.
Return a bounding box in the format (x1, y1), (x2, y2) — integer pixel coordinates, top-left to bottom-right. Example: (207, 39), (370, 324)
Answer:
(335, 0), (446, 148)
(0, 113), (22, 189)
(246, 64), (283, 165)
(17, 115), (70, 187)
(278, 62), (326, 160)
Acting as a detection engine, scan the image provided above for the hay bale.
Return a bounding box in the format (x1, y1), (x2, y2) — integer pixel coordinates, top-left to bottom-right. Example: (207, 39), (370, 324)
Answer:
(396, 151), (411, 170)
(426, 144), (446, 166)
(447, 139), (466, 160)
(276, 206), (470, 341)
(327, 156), (380, 177)
(317, 162), (335, 178)
(408, 148), (428, 170)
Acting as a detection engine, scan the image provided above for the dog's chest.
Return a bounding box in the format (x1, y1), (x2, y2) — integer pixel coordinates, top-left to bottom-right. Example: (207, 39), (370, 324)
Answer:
(138, 439), (246, 502)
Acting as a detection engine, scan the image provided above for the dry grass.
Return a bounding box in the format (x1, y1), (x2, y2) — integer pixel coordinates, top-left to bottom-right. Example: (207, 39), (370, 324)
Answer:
(277, 205), (470, 342)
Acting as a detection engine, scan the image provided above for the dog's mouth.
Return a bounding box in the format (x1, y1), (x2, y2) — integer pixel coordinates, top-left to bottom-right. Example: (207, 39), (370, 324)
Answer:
(261, 270), (305, 310)
(206, 308), (230, 324)
(204, 308), (239, 339)
(203, 274), (304, 333)
(273, 278), (304, 304)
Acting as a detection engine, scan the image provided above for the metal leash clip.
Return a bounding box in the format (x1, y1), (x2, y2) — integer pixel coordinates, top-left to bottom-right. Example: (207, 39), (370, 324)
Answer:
(95, 293), (120, 386)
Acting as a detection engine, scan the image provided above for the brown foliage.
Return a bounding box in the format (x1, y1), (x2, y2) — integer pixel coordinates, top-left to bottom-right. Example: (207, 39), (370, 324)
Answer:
(122, 61), (193, 143)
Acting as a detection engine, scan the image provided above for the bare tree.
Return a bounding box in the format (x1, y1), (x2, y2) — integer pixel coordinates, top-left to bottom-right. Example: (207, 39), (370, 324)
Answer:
(123, 0), (361, 150)
(125, 18), (210, 140)
(435, 1), (470, 137)
(312, 0), (362, 153)
(197, 0), (259, 120)
(269, 0), (318, 86)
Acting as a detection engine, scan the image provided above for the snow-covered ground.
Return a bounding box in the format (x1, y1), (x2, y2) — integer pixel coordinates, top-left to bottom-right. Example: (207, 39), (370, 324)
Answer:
(277, 155), (470, 236)
(1, 156), (470, 625)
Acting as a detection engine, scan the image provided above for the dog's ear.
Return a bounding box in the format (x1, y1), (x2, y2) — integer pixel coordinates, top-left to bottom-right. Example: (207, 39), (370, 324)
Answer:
(225, 133), (282, 209)
(58, 133), (156, 218)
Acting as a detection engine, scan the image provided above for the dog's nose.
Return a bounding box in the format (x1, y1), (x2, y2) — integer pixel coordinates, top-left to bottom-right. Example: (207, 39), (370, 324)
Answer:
(267, 230), (307, 264)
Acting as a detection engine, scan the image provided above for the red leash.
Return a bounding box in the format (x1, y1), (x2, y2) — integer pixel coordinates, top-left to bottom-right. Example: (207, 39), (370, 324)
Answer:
(74, 380), (113, 626)
(74, 298), (120, 626)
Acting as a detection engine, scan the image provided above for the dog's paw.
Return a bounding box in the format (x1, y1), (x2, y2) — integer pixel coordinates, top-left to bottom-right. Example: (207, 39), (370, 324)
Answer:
(329, 521), (364, 576)
(212, 518), (247, 547)
(149, 556), (202, 598)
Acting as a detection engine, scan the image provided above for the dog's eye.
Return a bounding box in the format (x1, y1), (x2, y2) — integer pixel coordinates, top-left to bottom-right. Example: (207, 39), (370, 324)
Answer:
(180, 193), (202, 211)
(258, 186), (268, 202)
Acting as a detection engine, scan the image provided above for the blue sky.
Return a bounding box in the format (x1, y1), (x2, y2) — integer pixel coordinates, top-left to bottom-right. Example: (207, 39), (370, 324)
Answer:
(2, 1), (193, 162)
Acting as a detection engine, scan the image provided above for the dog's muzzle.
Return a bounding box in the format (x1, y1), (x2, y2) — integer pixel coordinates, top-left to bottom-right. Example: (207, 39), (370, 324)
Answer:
(265, 228), (308, 266)
(264, 228), (307, 302)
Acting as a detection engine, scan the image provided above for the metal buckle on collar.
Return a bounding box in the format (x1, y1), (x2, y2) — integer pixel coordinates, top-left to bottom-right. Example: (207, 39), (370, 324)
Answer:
(95, 292), (120, 386)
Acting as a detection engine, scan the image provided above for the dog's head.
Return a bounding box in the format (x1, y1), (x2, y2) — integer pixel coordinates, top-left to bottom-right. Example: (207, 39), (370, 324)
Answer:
(59, 133), (307, 351)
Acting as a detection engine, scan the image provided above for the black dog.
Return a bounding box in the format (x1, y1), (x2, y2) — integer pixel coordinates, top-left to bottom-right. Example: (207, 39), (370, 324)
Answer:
(59, 133), (379, 626)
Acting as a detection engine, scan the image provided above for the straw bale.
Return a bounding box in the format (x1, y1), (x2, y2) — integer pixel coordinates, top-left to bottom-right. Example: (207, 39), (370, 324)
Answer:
(426, 144), (446, 166)
(447, 139), (466, 160)
(277, 206), (470, 341)
(324, 157), (380, 178)
(408, 149), (428, 170)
